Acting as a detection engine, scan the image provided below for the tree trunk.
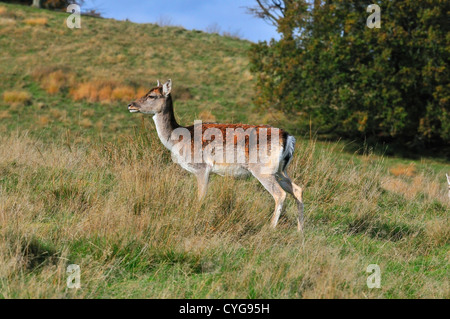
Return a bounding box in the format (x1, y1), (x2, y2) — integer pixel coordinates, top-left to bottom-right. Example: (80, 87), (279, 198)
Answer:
(32, 0), (42, 8)
(314, 0), (321, 10)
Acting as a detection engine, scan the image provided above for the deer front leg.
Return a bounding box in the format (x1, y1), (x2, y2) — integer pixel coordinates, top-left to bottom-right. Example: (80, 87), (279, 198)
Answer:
(195, 167), (211, 201)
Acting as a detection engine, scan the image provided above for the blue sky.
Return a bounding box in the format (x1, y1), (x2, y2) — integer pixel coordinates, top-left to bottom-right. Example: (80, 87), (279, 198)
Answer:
(82, 0), (279, 42)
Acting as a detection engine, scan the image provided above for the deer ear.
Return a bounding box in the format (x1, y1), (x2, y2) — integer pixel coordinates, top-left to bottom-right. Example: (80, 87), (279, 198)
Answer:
(157, 80), (161, 87)
(163, 79), (172, 96)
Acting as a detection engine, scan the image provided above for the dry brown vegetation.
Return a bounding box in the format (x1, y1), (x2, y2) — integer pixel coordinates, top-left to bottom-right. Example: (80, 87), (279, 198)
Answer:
(0, 110), (11, 119)
(24, 17), (48, 26)
(390, 163), (417, 177)
(32, 67), (76, 95)
(198, 110), (217, 122)
(382, 175), (441, 200)
(2, 90), (31, 106)
(69, 81), (146, 104)
(32, 66), (142, 103)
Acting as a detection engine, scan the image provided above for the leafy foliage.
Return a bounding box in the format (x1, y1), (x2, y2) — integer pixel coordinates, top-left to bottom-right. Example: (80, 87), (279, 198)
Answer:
(249, 0), (449, 150)
(0, 0), (78, 9)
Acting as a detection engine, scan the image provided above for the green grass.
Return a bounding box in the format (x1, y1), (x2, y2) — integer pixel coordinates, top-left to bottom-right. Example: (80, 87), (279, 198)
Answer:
(0, 3), (449, 299)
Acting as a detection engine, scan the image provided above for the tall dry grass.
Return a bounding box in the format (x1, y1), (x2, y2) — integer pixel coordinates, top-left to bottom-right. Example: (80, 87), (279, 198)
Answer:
(0, 129), (448, 298)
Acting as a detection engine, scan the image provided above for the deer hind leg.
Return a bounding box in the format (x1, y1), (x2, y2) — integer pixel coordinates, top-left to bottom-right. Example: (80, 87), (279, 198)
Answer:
(250, 171), (287, 228)
(276, 172), (304, 232)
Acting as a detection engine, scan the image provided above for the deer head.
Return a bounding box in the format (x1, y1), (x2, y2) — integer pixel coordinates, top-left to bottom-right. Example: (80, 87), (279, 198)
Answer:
(128, 79), (172, 114)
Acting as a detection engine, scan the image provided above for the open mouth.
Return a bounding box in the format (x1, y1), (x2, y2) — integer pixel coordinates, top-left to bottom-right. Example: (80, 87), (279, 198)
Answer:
(128, 109), (139, 113)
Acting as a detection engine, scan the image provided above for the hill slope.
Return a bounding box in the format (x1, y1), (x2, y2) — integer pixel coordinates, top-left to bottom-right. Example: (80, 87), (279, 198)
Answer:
(0, 2), (254, 142)
(0, 4), (449, 299)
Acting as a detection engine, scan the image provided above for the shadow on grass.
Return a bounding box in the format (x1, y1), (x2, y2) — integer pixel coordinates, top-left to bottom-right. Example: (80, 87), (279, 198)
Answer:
(21, 237), (58, 270)
(338, 136), (450, 161)
(347, 216), (416, 241)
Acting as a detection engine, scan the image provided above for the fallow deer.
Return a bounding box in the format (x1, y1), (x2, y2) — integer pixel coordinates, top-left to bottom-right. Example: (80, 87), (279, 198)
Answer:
(128, 80), (304, 231)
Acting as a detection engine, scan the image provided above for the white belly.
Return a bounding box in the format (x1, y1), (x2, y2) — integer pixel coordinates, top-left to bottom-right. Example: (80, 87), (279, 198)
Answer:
(211, 164), (251, 177)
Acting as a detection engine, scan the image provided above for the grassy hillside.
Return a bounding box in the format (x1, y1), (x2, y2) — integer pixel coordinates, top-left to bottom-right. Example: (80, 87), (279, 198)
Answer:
(0, 3), (449, 299)
(0, 2), (254, 143)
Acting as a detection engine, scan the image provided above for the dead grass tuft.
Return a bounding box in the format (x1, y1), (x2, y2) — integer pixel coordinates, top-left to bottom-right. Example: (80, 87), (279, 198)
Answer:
(98, 85), (113, 103)
(0, 110), (11, 119)
(173, 85), (193, 101)
(390, 163), (416, 177)
(112, 85), (135, 102)
(95, 120), (104, 130)
(37, 115), (50, 126)
(44, 70), (73, 94)
(2, 90), (31, 105)
(198, 110), (216, 122)
(24, 17), (48, 26)
(82, 110), (95, 117)
(32, 67), (76, 94)
(79, 118), (93, 128)
(382, 174), (442, 200)
(70, 81), (136, 103)
(49, 108), (67, 120)
(424, 219), (450, 247)
(0, 17), (15, 25)
(70, 81), (105, 103)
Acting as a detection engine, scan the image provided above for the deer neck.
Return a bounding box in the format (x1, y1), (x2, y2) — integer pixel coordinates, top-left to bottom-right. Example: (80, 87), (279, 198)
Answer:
(152, 95), (180, 150)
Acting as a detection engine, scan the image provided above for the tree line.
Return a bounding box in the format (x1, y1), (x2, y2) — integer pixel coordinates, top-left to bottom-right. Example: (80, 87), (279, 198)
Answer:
(248, 0), (449, 153)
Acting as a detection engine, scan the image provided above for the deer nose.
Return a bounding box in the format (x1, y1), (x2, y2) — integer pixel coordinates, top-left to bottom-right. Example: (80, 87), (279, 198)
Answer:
(128, 103), (139, 113)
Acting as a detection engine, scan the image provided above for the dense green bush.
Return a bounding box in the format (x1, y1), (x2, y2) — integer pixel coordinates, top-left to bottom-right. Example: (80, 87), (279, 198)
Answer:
(249, 0), (449, 149)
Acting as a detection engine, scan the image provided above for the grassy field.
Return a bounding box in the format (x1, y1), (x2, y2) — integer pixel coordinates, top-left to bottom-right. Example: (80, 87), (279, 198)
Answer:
(0, 3), (449, 298)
